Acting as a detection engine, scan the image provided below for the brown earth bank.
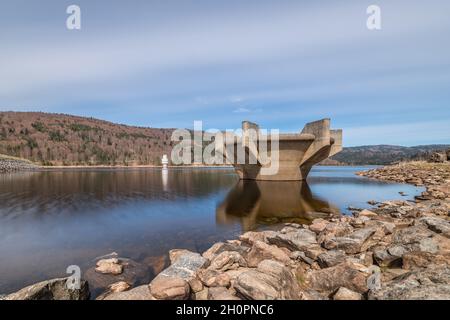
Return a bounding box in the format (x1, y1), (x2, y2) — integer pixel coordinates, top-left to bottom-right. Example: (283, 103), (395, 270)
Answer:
(2, 161), (450, 300)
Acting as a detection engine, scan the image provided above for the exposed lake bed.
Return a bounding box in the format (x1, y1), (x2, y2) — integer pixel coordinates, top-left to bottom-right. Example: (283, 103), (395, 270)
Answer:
(0, 166), (427, 297)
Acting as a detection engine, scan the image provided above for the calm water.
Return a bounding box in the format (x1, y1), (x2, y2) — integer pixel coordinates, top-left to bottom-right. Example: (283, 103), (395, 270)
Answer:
(0, 166), (423, 295)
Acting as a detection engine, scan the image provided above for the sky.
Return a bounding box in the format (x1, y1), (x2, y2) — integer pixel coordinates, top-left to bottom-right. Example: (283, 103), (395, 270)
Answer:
(0, 0), (449, 146)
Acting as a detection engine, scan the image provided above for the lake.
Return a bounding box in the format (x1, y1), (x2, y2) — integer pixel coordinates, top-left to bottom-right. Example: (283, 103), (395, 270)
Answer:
(0, 166), (423, 296)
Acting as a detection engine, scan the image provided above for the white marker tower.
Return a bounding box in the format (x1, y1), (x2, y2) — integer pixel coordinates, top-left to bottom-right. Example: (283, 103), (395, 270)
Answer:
(162, 154), (169, 170)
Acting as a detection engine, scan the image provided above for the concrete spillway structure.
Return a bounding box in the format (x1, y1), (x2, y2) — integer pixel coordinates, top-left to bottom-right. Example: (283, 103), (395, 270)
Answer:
(222, 119), (342, 181)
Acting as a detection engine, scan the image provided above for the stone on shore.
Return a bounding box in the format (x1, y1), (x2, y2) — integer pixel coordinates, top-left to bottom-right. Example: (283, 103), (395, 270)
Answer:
(323, 227), (377, 254)
(85, 257), (148, 295)
(95, 258), (123, 275)
(4, 278), (90, 300)
(208, 287), (240, 300)
(369, 266), (450, 300)
(267, 229), (317, 251)
(317, 250), (347, 268)
(234, 260), (304, 300)
(305, 261), (369, 295)
(419, 216), (450, 238)
(149, 250), (207, 300)
(102, 285), (154, 300)
(208, 251), (247, 272)
(202, 242), (250, 261)
(246, 241), (291, 267)
(333, 287), (363, 300)
(309, 218), (328, 234)
(402, 251), (450, 270)
(149, 275), (190, 300)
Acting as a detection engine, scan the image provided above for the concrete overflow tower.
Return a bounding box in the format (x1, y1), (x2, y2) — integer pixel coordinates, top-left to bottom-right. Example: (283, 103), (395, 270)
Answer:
(218, 119), (342, 181)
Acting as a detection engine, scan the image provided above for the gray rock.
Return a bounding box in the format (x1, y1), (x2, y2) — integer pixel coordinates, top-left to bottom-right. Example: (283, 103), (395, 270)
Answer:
(324, 227), (377, 254)
(373, 248), (401, 268)
(267, 229), (317, 251)
(291, 251), (315, 265)
(306, 262), (369, 294)
(209, 251), (247, 272)
(149, 275), (190, 300)
(4, 278), (90, 300)
(317, 250), (347, 268)
(333, 287), (363, 300)
(392, 225), (434, 245)
(159, 251), (207, 280)
(202, 242), (250, 261)
(149, 250), (207, 300)
(246, 241), (291, 267)
(208, 287), (240, 300)
(234, 260), (303, 300)
(419, 217), (450, 238)
(369, 266), (450, 300)
(102, 285), (154, 300)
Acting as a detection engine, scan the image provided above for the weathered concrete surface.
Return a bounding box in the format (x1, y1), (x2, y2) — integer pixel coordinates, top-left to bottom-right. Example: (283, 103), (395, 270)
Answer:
(220, 119), (342, 181)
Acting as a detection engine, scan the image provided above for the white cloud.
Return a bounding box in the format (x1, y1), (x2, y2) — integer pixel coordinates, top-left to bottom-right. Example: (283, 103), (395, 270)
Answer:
(233, 107), (251, 113)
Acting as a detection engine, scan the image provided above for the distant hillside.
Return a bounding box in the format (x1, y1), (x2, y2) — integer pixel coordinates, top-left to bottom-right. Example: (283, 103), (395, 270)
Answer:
(0, 112), (174, 166)
(330, 144), (450, 165)
(1, 112), (448, 166)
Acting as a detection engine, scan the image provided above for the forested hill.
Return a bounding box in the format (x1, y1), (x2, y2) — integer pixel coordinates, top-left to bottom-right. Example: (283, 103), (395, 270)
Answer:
(0, 112), (174, 166)
(1, 112), (448, 166)
(330, 144), (450, 165)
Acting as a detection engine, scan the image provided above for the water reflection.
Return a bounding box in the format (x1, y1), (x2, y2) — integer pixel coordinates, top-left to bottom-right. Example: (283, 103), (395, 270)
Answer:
(217, 180), (338, 231)
(0, 166), (424, 295)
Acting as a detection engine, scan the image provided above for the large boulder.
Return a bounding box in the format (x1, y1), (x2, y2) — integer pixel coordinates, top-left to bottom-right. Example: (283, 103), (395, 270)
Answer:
(392, 225), (440, 253)
(317, 220), (354, 245)
(309, 219), (329, 234)
(96, 281), (131, 300)
(202, 242), (250, 261)
(208, 287), (240, 300)
(305, 261), (369, 295)
(373, 245), (407, 268)
(402, 251), (450, 270)
(234, 260), (304, 300)
(323, 227), (377, 254)
(333, 287), (363, 300)
(267, 229), (317, 252)
(419, 216), (450, 238)
(239, 230), (278, 245)
(208, 251), (247, 272)
(428, 152), (446, 163)
(369, 266), (450, 300)
(161, 250), (207, 280)
(95, 258), (123, 275)
(246, 241), (291, 267)
(4, 278), (90, 300)
(317, 250), (347, 268)
(149, 250), (207, 300)
(102, 285), (154, 300)
(149, 275), (190, 300)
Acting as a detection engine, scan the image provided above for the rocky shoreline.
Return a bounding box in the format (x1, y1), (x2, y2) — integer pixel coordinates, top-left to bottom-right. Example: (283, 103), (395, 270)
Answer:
(3, 162), (449, 300)
(0, 156), (37, 173)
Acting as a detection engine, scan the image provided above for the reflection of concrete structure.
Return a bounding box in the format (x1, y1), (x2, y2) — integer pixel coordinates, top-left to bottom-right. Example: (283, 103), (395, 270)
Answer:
(222, 119), (342, 181)
(216, 180), (338, 231)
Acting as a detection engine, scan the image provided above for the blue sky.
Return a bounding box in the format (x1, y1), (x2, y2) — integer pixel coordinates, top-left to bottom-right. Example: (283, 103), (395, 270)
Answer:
(0, 0), (449, 146)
